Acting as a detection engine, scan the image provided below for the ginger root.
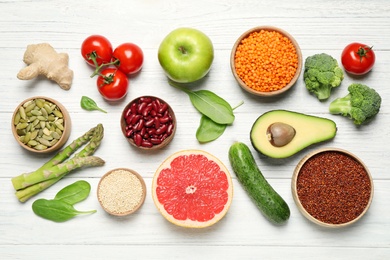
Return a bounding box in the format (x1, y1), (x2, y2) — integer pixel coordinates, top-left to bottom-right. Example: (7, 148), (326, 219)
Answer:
(17, 43), (73, 90)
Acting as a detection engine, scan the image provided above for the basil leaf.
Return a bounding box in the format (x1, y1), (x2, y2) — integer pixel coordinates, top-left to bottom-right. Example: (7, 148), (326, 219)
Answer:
(32, 199), (96, 222)
(196, 115), (227, 143)
(80, 96), (107, 113)
(54, 180), (91, 205)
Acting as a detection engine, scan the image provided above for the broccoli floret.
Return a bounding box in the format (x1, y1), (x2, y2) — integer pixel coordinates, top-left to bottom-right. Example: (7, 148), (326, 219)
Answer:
(303, 53), (344, 100)
(329, 83), (382, 125)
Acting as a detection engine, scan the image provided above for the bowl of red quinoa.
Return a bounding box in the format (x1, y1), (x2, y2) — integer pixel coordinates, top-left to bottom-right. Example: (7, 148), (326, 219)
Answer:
(97, 168), (147, 216)
(292, 148), (373, 228)
(230, 26), (302, 97)
(121, 96), (176, 150)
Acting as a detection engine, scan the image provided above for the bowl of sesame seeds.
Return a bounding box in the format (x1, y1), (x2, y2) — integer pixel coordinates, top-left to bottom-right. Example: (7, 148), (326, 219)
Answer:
(230, 26), (302, 97)
(97, 168), (147, 216)
(292, 148), (374, 228)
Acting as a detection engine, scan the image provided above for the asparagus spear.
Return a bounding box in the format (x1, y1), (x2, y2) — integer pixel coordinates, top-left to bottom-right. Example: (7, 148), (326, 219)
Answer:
(15, 156), (105, 202)
(12, 124), (105, 202)
(12, 124), (103, 190)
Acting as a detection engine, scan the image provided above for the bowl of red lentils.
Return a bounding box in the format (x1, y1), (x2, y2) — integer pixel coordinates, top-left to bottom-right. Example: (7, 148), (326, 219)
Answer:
(231, 26), (302, 97)
(97, 168), (147, 216)
(292, 148), (374, 228)
(121, 96), (176, 150)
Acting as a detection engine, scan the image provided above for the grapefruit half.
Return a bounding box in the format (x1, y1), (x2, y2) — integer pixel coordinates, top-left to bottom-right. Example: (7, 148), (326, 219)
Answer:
(152, 149), (233, 228)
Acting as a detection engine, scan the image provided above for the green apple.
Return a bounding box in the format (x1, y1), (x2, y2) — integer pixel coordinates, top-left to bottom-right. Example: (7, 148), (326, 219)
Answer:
(158, 27), (214, 83)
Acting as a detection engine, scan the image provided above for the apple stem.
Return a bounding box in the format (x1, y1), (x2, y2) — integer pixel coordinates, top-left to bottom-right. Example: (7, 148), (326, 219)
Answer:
(178, 46), (187, 54)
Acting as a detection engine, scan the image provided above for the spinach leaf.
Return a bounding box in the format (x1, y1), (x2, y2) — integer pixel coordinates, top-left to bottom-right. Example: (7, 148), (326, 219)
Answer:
(196, 101), (244, 143)
(80, 96), (107, 113)
(196, 115), (227, 143)
(54, 180), (91, 205)
(170, 82), (234, 124)
(32, 199), (96, 222)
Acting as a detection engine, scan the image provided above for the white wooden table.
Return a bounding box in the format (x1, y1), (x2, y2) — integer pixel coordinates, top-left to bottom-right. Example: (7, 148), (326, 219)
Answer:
(1, 0), (389, 259)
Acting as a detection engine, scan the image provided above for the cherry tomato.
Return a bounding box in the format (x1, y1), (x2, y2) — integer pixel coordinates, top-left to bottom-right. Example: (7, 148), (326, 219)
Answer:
(112, 43), (144, 75)
(81, 35), (113, 67)
(341, 43), (375, 75)
(96, 68), (129, 101)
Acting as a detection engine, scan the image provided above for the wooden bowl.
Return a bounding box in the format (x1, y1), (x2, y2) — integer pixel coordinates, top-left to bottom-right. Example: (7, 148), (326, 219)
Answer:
(97, 168), (147, 216)
(292, 148), (374, 228)
(121, 96), (176, 150)
(11, 96), (71, 153)
(230, 26), (302, 97)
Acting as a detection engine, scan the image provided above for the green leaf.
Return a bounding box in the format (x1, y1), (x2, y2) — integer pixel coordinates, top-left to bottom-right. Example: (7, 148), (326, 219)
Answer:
(54, 180), (91, 205)
(196, 115), (227, 143)
(170, 82), (234, 124)
(80, 96), (107, 113)
(32, 199), (96, 222)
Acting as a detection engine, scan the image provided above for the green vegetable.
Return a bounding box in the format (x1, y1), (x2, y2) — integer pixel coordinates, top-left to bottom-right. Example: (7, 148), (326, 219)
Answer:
(303, 53), (344, 100)
(32, 199), (96, 222)
(329, 83), (382, 125)
(196, 101), (244, 143)
(54, 180), (91, 205)
(170, 81), (234, 124)
(12, 124), (105, 202)
(228, 142), (290, 224)
(196, 115), (227, 143)
(80, 96), (107, 113)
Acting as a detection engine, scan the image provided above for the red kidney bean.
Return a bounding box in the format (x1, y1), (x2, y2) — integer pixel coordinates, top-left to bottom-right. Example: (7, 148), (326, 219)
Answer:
(131, 114), (141, 125)
(130, 103), (137, 114)
(134, 133), (142, 146)
(156, 124), (168, 135)
(126, 129), (133, 138)
(136, 119), (144, 131)
(141, 140), (153, 148)
(142, 103), (153, 117)
(145, 118), (154, 128)
(123, 97), (175, 147)
(159, 116), (170, 123)
(150, 138), (162, 145)
(138, 102), (147, 114)
(154, 117), (160, 129)
(158, 103), (168, 114)
(166, 123), (174, 136)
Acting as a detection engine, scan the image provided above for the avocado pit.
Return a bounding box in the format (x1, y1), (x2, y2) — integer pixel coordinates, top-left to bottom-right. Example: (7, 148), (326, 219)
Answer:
(266, 122), (296, 147)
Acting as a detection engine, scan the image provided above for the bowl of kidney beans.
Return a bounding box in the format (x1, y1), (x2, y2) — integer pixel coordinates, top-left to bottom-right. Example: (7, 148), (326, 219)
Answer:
(121, 96), (176, 150)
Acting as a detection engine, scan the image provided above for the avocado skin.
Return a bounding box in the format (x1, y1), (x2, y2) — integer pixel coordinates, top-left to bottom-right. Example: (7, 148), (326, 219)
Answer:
(250, 110), (337, 159)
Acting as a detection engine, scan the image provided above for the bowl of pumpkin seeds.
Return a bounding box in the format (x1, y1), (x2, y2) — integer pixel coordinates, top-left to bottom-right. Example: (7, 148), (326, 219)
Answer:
(11, 96), (71, 153)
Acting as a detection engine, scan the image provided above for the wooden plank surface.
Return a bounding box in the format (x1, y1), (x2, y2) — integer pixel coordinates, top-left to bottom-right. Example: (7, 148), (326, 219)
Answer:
(0, 0), (389, 259)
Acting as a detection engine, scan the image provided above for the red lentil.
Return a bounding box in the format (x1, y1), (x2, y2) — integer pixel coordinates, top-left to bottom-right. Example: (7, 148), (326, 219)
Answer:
(296, 151), (371, 225)
(234, 30), (298, 92)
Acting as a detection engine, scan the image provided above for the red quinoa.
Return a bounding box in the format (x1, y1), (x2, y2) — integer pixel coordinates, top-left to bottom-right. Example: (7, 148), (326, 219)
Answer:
(296, 151), (372, 225)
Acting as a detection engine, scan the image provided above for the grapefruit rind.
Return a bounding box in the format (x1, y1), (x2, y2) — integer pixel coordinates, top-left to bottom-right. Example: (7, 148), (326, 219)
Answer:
(152, 149), (233, 228)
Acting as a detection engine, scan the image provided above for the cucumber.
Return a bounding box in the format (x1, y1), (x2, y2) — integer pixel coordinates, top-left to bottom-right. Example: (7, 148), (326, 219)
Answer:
(228, 142), (290, 224)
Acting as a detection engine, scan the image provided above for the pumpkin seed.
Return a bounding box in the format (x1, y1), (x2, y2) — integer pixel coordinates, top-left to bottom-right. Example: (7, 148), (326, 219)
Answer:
(53, 110), (63, 118)
(19, 106), (27, 120)
(14, 98), (66, 151)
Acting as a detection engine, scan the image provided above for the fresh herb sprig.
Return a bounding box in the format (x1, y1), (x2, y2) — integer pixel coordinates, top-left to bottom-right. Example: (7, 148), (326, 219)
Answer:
(80, 96), (107, 113)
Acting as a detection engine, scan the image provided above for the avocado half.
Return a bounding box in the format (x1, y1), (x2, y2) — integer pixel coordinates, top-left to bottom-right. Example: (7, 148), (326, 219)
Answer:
(250, 110), (337, 158)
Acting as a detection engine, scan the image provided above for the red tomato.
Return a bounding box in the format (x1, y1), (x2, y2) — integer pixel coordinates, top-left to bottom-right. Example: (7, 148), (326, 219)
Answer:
(112, 43), (144, 75)
(81, 35), (113, 67)
(96, 68), (129, 101)
(341, 43), (375, 75)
